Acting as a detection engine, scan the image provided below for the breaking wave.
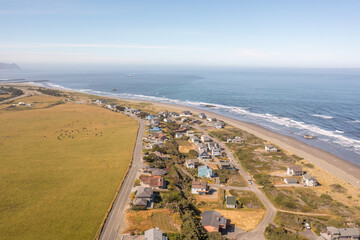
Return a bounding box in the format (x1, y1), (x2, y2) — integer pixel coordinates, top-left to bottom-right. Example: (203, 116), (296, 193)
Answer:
(309, 114), (333, 119)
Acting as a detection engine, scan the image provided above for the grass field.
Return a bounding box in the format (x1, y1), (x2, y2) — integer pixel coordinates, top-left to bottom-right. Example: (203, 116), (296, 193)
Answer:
(0, 100), (138, 240)
(176, 139), (194, 153)
(125, 209), (182, 234)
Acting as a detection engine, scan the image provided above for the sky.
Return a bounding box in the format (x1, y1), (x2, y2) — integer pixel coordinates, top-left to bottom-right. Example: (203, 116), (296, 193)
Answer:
(0, 0), (360, 69)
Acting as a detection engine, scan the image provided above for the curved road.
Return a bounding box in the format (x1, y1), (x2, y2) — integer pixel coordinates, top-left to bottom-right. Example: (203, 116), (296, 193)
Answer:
(99, 116), (145, 240)
(194, 126), (277, 240)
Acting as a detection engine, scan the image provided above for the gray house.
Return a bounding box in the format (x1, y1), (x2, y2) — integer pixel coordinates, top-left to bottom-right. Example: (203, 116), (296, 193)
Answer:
(134, 187), (154, 207)
(318, 226), (359, 240)
(145, 228), (168, 240)
(302, 173), (319, 187)
(225, 196), (237, 208)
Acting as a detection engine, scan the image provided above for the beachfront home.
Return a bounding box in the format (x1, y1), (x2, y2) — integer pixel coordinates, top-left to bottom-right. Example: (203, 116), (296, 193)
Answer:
(198, 143), (208, 152)
(284, 178), (298, 184)
(225, 196), (237, 208)
(207, 117), (217, 122)
(181, 110), (192, 116)
(201, 211), (227, 232)
(287, 165), (304, 176)
(201, 135), (211, 142)
(191, 180), (209, 194)
(170, 112), (179, 117)
(227, 136), (245, 144)
(211, 148), (222, 157)
(319, 227), (360, 240)
(175, 132), (183, 138)
(185, 159), (199, 169)
(151, 168), (167, 176)
(198, 165), (214, 178)
(198, 113), (207, 119)
(302, 173), (319, 187)
(140, 176), (165, 189)
(215, 122), (225, 129)
(191, 136), (200, 144)
(134, 187), (154, 207)
(94, 99), (106, 104)
(265, 144), (279, 152)
(198, 150), (211, 160)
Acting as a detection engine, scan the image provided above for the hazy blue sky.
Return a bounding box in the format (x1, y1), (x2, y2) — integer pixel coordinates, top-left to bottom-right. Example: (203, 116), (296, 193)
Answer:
(1, 0), (359, 68)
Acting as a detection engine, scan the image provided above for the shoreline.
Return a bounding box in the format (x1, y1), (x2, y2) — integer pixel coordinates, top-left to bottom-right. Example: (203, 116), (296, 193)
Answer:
(117, 97), (360, 189)
(3, 83), (360, 188)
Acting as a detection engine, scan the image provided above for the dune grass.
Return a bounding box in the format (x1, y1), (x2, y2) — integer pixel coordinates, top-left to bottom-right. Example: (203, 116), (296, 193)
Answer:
(0, 102), (138, 240)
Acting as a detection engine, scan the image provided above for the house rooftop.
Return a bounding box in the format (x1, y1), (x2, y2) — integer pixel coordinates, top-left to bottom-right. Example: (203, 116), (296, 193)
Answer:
(284, 178), (298, 184)
(327, 227), (359, 237)
(192, 180), (208, 189)
(225, 196), (237, 205)
(288, 165), (303, 172)
(144, 228), (166, 240)
(136, 187), (153, 198)
(303, 173), (317, 181)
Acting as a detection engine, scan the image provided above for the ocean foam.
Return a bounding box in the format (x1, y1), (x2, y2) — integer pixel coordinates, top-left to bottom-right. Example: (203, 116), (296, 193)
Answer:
(309, 114), (334, 119)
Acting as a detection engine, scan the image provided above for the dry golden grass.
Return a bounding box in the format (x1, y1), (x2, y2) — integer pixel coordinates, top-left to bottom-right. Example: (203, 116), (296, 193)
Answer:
(194, 191), (219, 202)
(216, 209), (265, 231)
(0, 103), (138, 240)
(124, 209), (182, 234)
(177, 140), (195, 153)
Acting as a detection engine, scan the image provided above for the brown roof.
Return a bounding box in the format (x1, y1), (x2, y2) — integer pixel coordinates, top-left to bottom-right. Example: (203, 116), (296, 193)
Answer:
(289, 165), (303, 172)
(192, 180), (208, 189)
(141, 176), (164, 187)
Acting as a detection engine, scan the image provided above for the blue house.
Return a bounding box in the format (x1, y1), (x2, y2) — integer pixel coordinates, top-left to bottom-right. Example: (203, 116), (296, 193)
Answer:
(198, 165), (214, 178)
(150, 127), (162, 132)
(146, 115), (155, 120)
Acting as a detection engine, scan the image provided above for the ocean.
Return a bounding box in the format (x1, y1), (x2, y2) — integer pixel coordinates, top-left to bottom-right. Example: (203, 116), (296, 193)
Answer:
(1, 68), (360, 166)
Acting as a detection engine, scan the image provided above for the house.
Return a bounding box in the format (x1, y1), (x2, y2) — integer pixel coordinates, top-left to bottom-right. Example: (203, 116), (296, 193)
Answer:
(201, 211), (227, 232)
(186, 130), (195, 137)
(225, 196), (237, 208)
(170, 112), (179, 117)
(207, 117), (217, 122)
(18, 102), (26, 106)
(163, 118), (172, 123)
(198, 113), (207, 119)
(94, 99), (106, 104)
(153, 152), (169, 160)
(150, 127), (162, 132)
(198, 165), (214, 178)
(284, 178), (298, 184)
(146, 115), (155, 120)
(227, 136), (245, 144)
(185, 159), (199, 169)
(319, 227), (360, 240)
(134, 187), (154, 207)
(287, 165), (303, 176)
(201, 135), (211, 142)
(144, 228), (168, 240)
(215, 122), (225, 129)
(140, 176), (165, 189)
(208, 142), (219, 150)
(191, 180), (209, 194)
(175, 132), (183, 138)
(220, 162), (233, 170)
(211, 148), (222, 157)
(302, 173), (319, 187)
(154, 133), (169, 141)
(181, 110), (192, 116)
(265, 144), (279, 152)
(198, 150), (211, 160)
(191, 136), (200, 144)
(105, 104), (116, 109)
(198, 143), (208, 152)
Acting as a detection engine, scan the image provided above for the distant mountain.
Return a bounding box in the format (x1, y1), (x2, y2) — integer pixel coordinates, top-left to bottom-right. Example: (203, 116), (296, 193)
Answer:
(0, 63), (21, 70)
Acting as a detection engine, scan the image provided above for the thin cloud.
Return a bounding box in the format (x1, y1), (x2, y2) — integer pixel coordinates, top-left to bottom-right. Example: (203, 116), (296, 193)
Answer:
(0, 43), (204, 51)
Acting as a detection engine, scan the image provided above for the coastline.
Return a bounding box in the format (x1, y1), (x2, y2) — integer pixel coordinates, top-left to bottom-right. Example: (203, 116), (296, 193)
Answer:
(4, 83), (360, 188)
(119, 98), (360, 189)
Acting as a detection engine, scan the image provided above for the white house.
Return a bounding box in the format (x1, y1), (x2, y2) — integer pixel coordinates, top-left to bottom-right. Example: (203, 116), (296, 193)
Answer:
(191, 136), (200, 144)
(191, 180), (208, 195)
(186, 130), (195, 137)
(265, 144), (279, 152)
(211, 148), (222, 157)
(175, 133), (183, 138)
(185, 159), (199, 169)
(198, 113), (207, 119)
(287, 165), (303, 176)
(302, 174), (319, 187)
(207, 117), (217, 122)
(201, 135), (211, 142)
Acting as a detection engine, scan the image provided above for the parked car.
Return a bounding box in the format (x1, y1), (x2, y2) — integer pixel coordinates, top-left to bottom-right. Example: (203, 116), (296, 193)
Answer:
(305, 223), (311, 230)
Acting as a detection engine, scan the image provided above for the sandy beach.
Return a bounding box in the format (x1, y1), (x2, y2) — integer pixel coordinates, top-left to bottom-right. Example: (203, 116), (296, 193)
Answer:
(121, 98), (360, 189)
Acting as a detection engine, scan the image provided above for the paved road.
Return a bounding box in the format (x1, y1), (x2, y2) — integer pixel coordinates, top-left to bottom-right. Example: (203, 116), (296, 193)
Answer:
(194, 126), (277, 240)
(0, 88), (33, 104)
(99, 116), (145, 240)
